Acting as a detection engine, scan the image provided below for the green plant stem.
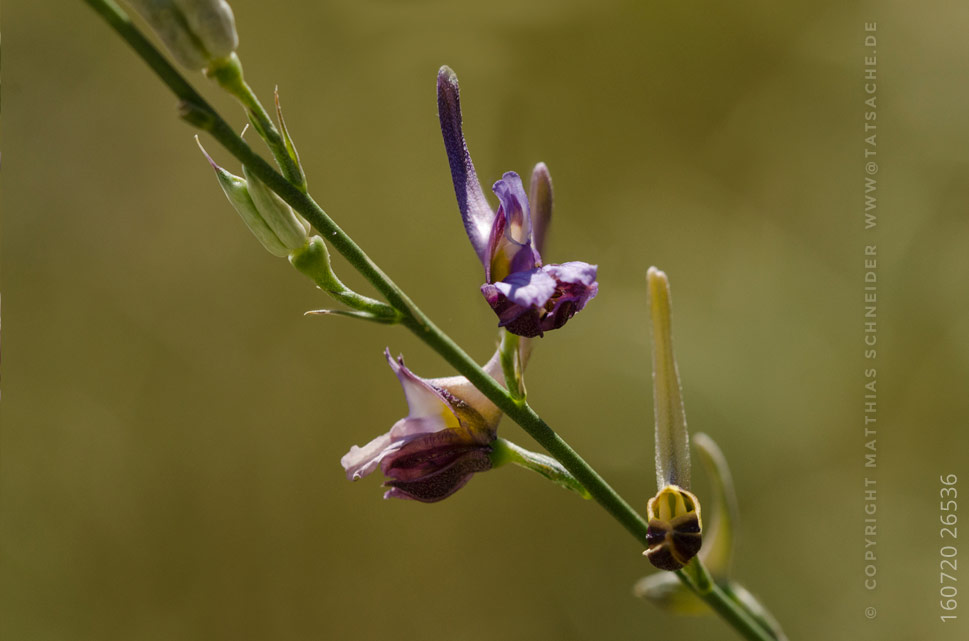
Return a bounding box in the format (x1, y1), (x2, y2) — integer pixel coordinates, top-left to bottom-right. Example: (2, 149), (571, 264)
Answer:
(82, 3), (781, 639)
(678, 562), (777, 641)
(207, 55), (306, 190)
(498, 330), (526, 402)
(490, 438), (590, 499)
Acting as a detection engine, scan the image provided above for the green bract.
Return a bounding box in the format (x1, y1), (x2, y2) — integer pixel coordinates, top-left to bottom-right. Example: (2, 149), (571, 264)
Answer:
(242, 165), (311, 251)
(197, 138), (307, 257)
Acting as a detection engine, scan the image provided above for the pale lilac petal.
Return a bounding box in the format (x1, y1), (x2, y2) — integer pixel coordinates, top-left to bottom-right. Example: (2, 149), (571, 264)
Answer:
(387, 416), (449, 440)
(385, 349), (459, 427)
(480, 262), (599, 337)
(480, 350), (503, 381)
(486, 173), (540, 282)
(492, 172), (532, 246)
(428, 338), (530, 430)
(427, 373), (502, 433)
(481, 283), (545, 337)
(493, 268), (557, 308)
(438, 66), (494, 264)
(546, 261), (598, 288)
(341, 431), (397, 480)
(344, 342), (515, 502)
(528, 163), (553, 257)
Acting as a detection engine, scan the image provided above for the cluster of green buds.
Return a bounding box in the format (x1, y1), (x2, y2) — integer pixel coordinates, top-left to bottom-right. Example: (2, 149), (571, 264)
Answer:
(129, 0), (389, 322)
(129, 0), (306, 189)
(198, 139), (399, 323)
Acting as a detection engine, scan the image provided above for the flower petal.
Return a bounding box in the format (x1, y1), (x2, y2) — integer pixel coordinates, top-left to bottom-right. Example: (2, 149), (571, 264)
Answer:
(383, 447), (493, 503)
(381, 429), (484, 480)
(528, 163), (553, 258)
(543, 262), (599, 325)
(385, 348), (460, 430)
(493, 267), (557, 307)
(481, 262), (599, 337)
(427, 338), (532, 429)
(481, 283), (546, 337)
(437, 66), (495, 265)
(487, 173), (540, 282)
(546, 261), (598, 290)
(341, 431), (398, 481)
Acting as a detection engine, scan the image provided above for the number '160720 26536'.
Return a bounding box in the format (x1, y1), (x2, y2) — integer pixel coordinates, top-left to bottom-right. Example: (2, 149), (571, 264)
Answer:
(940, 474), (958, 622)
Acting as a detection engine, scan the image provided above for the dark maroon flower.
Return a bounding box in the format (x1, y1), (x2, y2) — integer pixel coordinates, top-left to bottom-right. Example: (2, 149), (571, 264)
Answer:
(341, 348), (512, 502)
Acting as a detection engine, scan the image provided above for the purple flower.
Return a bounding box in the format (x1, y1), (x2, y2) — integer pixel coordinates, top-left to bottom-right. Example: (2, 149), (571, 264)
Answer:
(437, 66), (598, 337)
(341, 347), (518, 502)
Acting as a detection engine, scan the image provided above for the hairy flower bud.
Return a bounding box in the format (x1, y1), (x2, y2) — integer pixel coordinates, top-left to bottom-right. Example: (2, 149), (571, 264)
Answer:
(643, 268), (702, 571)
(127, 0), (238, 70)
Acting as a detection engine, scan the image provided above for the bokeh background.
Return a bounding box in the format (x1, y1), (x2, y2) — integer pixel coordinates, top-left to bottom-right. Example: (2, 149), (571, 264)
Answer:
(3, 1), (968, 639)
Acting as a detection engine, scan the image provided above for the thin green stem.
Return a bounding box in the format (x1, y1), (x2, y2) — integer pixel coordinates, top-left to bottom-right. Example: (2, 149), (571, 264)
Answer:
(289, 237), (401, 321)
(498, 330), (526, 403)
(721, 582), (789, 641)
(490, 438), (590, 498)
(82, 3), (782, 639)
(677, 562), (776, 641)
(207, 55), (306, 190)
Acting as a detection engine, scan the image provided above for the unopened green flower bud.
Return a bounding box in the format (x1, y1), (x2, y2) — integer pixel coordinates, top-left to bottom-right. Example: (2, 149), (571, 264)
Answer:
(127, 0), (238, 70)
(291, 238), (401, 323)
(197, 138), (289, 257)
(289, 235), (341, 291)
(242, 166), (310, 251)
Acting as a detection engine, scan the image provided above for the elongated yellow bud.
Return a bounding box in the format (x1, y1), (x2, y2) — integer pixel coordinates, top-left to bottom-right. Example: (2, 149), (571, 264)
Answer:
(647, 267), (691, 489)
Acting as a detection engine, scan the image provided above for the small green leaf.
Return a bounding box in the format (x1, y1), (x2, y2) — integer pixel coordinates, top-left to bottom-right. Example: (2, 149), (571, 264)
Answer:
(633, 572), (709, 616)
(489, 438), (590, 499)
(693, 433), (738, 579)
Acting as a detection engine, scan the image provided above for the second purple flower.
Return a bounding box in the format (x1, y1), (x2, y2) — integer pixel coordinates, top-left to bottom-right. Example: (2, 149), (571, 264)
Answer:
(437, 66), (598, 338)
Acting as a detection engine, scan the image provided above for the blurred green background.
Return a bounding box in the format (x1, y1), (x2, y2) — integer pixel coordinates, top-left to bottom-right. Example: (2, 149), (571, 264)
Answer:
(3, 1), (968, 639)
